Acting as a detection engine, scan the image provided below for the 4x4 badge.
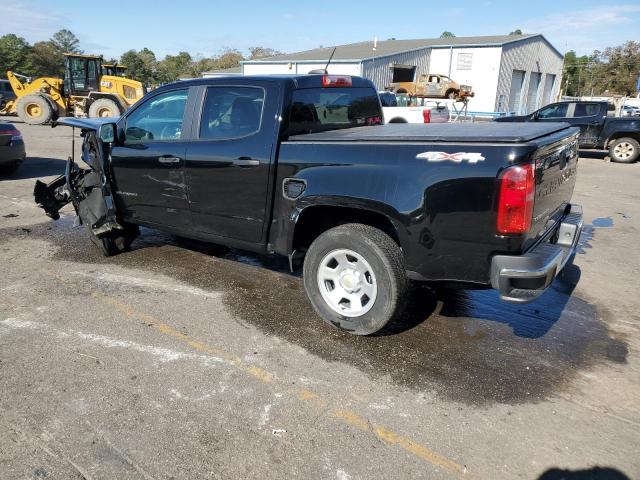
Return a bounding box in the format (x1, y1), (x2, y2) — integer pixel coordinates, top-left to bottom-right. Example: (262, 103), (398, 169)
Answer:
(416, 151), (486, 163)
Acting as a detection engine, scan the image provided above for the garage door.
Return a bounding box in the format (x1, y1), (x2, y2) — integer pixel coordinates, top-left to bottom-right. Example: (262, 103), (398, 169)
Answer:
(508, 70), (525, 114)
(541, 74), (556, 106)
(525, 72), (542, 114)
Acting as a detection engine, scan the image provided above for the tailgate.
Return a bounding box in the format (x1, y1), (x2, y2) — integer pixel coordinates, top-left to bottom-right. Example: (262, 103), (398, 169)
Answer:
(528, 132), (579, 243)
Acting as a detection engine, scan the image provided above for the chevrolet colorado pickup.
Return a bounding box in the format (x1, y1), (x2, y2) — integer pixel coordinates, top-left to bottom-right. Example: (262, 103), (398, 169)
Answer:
(34, 74), (583, 335)
(495, 100), (640, 163)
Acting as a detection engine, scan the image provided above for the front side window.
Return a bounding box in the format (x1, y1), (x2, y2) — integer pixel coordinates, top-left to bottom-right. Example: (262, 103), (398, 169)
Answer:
(199, 86), (264, 140)
(287, 87), (382, 136)
(125, 89), (188, 142)
(537, 103), (568, 119)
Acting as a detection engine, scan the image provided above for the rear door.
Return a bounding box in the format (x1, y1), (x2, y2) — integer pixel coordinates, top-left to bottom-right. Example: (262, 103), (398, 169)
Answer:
(184, 81), (281, 243)
(110, 87), (193, 229)
(569, 102), (603, 147)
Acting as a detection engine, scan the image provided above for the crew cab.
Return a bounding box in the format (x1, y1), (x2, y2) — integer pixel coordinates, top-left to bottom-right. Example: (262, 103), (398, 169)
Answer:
(495, 100), (640, 163)
(34, 74), (583, 335)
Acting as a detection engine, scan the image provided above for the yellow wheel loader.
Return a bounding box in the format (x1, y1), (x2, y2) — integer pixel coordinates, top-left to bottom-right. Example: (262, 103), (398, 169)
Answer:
(0, 54), (145, 125)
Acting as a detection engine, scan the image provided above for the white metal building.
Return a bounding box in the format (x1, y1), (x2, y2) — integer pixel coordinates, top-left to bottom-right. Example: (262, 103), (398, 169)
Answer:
(239, 35), (564, 114)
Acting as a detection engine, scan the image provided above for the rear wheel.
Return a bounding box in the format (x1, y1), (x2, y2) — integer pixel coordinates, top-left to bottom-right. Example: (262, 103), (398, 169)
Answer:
(16, 94), (54, 125)
(88, 98), (120, 118)
(609, 137), (640, 163)
(303, 223), (407, 335)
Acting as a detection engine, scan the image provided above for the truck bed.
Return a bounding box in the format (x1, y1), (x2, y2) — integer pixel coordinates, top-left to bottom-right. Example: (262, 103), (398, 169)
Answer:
(288, 122), (573, 143)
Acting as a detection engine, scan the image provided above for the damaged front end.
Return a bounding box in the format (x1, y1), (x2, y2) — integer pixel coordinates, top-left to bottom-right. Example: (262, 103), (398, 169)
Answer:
(34, 119), (139, 255)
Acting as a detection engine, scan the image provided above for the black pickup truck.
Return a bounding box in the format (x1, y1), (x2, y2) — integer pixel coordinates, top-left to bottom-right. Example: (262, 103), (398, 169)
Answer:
(495, 100), (640, 163)
(35, 74), (583, 335)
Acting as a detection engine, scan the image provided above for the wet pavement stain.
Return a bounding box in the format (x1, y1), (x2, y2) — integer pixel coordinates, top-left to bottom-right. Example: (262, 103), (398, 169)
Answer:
(0, 215), (629, 406)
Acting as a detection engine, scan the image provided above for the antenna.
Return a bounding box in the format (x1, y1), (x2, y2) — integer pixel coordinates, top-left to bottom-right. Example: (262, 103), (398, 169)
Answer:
(309, 47), (337, 74)
(323, 47), (337, 74)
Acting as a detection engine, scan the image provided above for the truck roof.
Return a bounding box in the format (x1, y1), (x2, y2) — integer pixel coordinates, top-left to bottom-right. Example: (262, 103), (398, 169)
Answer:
(155, 74), (376, 93)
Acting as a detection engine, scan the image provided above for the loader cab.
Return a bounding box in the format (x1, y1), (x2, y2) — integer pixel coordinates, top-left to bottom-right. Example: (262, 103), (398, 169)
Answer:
(63, 54), (102, 96)
(102, 63), (127, 77)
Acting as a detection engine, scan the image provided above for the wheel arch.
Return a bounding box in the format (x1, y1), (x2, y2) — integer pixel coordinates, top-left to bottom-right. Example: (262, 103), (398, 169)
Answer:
(290, 202), (403, 264)
(606, 131), (640, 148)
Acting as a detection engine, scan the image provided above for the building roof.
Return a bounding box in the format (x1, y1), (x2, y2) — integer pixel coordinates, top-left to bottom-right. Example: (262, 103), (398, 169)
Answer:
(243, 34), (542, 64)
(202, 65), (242, 75)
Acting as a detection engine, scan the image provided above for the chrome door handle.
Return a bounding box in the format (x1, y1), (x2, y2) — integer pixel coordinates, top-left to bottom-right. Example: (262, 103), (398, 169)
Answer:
(233, 157), (260, 167)
(158, 156), (182, 164)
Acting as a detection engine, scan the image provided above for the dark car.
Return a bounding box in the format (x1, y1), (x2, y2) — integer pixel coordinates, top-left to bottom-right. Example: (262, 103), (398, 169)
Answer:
(35, 74), (582, 335)
(495, 101), (640, 163)
(0, 79), (16, 110)
(0, 122), (25, 173)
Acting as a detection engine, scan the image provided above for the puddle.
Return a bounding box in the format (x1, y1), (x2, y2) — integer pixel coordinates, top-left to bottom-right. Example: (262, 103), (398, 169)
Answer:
(0, 215), (628, 406)
(576, 216), (614, 255)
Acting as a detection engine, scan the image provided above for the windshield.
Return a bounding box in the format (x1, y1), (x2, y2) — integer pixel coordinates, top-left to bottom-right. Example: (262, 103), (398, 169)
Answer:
(287, 87), (382, 137)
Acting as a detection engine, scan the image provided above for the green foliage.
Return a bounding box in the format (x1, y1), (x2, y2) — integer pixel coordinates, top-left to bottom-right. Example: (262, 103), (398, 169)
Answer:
(50, 29), (82, 54)
(440, 31), (456, 38)
(509, 29), (523, 35)
(120, 48), (158, 84)
(30, 41), (64, 77)
(563, 42), (640, 96)
(0, 34), (32, 74)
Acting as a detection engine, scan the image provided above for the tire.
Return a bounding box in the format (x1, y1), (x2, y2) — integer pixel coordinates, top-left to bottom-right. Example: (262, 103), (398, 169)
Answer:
(446, 89), (457, 99)
(303, 223), (407, 335)
(87, 223), (139, 257)
(609, 137), (640, 163)
(88, 98), (120, 118)
(16, 94), (54, 125)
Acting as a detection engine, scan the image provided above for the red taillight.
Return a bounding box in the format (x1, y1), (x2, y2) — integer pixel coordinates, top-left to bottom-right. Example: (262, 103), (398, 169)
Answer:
(496, 163), (535, 235)
(422, 109), (431, 123)
(2, 128), (22, 141)
(322, 75), (352, 87)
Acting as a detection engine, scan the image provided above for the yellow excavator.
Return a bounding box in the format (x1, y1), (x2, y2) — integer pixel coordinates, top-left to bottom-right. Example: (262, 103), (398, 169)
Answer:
(0, 53), (144, 125)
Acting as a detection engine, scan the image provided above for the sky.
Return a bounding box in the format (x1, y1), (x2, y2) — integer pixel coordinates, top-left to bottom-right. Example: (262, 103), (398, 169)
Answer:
(1, 0), (639, 59)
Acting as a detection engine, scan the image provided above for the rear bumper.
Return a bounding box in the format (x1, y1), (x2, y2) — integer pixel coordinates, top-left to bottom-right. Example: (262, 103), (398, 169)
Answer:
(490, 204), (583, 303)
(0, 142), (26, 165)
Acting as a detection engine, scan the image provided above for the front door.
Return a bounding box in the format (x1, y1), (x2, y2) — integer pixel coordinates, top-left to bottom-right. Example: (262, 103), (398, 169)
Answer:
(185, 82), (280, 243)
(110, 87), (192, 229)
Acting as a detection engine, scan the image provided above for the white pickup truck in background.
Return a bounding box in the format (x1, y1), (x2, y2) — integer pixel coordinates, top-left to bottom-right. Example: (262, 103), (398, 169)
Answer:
(379, 91), (450, 124)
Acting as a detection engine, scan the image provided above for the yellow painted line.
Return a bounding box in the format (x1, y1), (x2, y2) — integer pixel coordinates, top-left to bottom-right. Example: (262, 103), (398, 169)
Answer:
(45, 270), (466, 475)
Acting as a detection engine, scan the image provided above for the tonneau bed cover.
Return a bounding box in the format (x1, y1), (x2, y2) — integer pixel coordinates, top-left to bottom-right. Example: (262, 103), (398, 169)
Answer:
(289, 122), (573, 143)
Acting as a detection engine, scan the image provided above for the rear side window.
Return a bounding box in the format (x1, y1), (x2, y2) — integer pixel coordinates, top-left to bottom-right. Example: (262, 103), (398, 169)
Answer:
(199, 86), (264, 140)
(125, 89), (188, 142)
(287, 87), (382, 136)
(573, 103), (600, 117)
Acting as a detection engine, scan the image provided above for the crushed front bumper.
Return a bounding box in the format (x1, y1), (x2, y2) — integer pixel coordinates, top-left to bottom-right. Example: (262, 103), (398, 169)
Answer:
(490, 204), (583, 303)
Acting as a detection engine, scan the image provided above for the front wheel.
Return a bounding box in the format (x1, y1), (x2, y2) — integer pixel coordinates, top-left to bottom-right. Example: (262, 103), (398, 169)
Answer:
(87, 223), (140, 256)
(303, 224), (407, 335)
(609, 137), (640, 163)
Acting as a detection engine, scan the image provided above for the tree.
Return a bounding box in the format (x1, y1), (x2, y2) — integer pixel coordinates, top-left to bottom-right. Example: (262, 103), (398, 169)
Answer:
(0, 34), (32, 74)
(29, 41), (64, 77)
(509, 29), (523, 35)
(248, 47), (282, 60)
(156, 51), (193, 83)
(50, 29), (82, 54)
(215, 48), (244, 69)
(440, 31), (456, 38)
(120, 48), (157, 84)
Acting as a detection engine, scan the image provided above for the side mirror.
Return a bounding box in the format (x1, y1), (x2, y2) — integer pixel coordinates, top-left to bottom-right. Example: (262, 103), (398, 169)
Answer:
(531, 111), (539, 121)
(98, 122), (118, 144)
